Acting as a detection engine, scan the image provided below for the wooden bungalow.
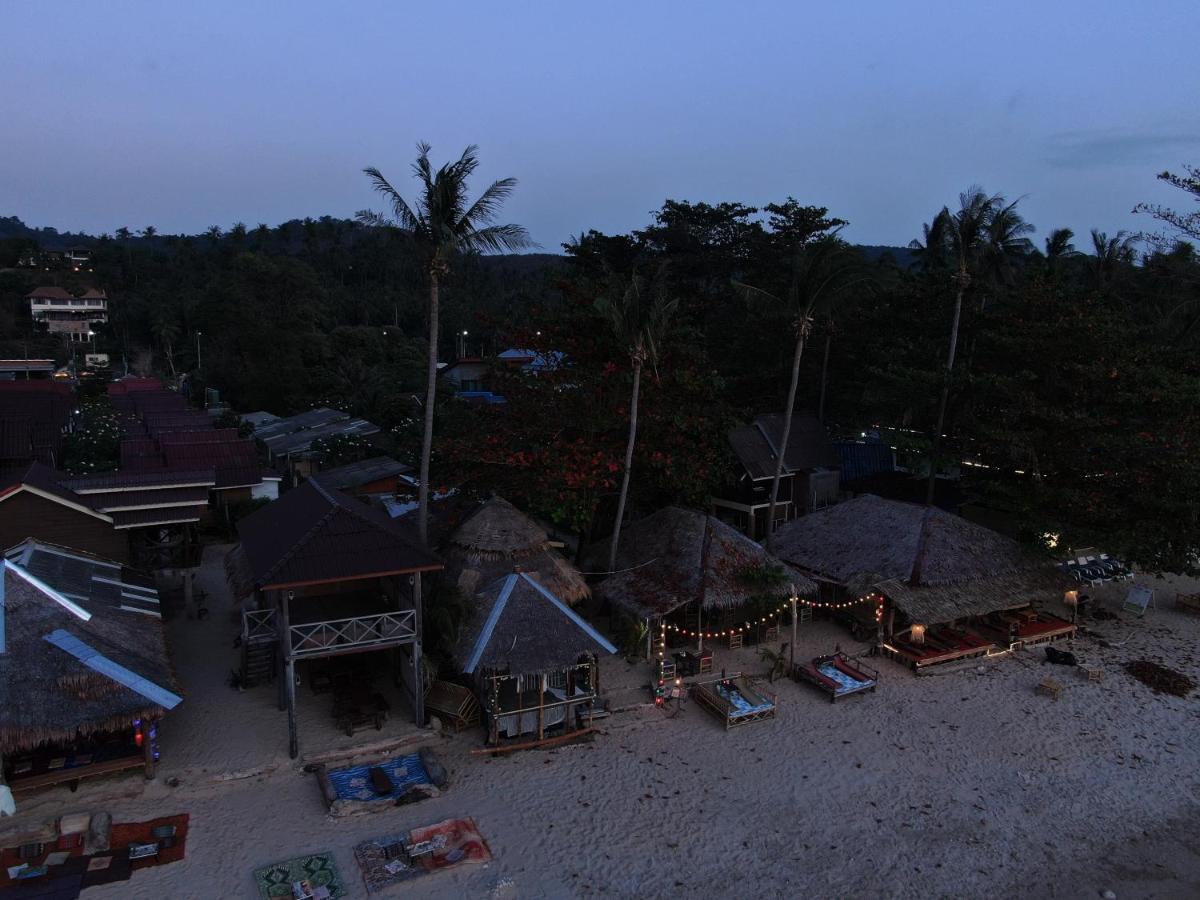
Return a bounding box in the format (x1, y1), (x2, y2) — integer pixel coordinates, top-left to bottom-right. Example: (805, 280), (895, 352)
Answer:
(710, 413), (840, 540)
(0, 462), (129, 563)
(771, 495), (1074, 668)
(0, 553), (181, 797)
(454, 571), (617, 746)
(442, 496), (589, 604)
(591, 507), (817, 654)
(228, 479), (442, 758)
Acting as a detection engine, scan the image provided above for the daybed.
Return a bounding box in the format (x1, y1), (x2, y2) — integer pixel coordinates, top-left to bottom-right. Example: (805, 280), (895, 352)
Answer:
(793, 653), (878, 702)
(691, 676), (776, 729)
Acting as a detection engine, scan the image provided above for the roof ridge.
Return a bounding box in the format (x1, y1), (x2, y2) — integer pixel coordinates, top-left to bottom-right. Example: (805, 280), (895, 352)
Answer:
(258, 483), (341, 587)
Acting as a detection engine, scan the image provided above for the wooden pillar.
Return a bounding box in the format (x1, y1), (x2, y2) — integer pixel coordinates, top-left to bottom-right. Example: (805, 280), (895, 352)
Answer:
(563, 665), (576, 734)
(142, 718), (157, 780)
(275, 592), (287, 712)
(536, 673), (546, 740)
(644, 619), (652, 662)
(281, 591), (298, 759)
(411, 573), (425, 727)
(790, 596), (798, 671)
(697, 603), (704, 655)
(886, 605), (896, 641)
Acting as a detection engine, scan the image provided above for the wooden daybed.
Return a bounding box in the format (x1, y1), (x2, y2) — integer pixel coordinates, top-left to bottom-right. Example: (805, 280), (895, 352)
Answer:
(883, 625), (995, 669)
(425, 680), (481, 732)
(691, 676), (777, 729)
(969, 610), (1077, 648)
(793, 653), (879, 702)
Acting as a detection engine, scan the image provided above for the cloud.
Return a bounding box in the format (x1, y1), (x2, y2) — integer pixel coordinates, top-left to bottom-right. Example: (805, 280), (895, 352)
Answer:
(1044, 129), (1200, 168)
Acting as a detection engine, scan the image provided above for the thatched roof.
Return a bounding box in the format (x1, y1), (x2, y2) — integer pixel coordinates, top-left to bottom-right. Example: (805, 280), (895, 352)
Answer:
(454, 572), (617, 675)
(442, 497), (589, 605)
(772, 495), (1062, 624)
(0, 564), (181, 753)
(589, 507), (817, 619)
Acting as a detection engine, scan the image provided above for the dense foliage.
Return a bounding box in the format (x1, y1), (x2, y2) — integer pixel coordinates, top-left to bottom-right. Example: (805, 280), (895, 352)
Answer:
(3, 161), (1198, 569)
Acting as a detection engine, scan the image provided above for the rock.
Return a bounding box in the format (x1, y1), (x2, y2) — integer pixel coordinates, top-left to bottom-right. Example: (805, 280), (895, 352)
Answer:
(428, 714), (444, 734)
(1100, 890), (1116, 900)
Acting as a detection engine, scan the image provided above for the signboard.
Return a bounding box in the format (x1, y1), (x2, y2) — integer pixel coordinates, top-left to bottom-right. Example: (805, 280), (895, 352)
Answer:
(1122, 585), (1154, 617)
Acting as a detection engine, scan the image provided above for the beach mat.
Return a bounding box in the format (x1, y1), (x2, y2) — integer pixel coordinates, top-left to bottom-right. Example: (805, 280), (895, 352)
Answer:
(254, 852), (345, 899)
(326, 752), (432, 803)
(354, 818), (492, 894)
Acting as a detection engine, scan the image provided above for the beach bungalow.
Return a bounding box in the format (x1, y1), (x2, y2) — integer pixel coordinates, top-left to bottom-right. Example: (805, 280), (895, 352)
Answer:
(0, 549), (180, 796)
(771, 495), (1075, 668)
(711, 413), (840, 540)
(227, 479), (442, 757)
(310, 455), (412, 502)
(454, 571), (617, 746)
(591, 507), (816, 657)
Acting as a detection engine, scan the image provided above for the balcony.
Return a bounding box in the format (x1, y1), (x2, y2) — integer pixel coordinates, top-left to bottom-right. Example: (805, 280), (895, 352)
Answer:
(242, 608), (417, 659)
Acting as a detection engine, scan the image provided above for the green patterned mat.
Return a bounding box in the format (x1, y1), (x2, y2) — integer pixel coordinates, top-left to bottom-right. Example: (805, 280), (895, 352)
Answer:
(254, 851), (345, 899)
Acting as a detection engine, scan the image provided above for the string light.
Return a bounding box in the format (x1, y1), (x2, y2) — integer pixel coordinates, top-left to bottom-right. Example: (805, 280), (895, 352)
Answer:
(661, 593), (887, 641)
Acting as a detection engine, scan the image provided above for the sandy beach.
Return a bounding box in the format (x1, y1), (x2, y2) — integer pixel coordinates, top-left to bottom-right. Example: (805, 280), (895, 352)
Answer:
(4, 552), (1200, 900)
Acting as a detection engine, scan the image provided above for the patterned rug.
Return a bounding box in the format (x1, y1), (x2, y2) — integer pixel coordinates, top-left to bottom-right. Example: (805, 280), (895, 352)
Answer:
(253, 852), (345, 899)
(353, 818), (492, 894)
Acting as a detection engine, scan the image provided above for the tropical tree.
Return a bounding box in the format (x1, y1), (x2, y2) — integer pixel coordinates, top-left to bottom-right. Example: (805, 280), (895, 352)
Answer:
(1134, 163), (1200, 245)
(911, 187), (1032, 507)
(1042, 227), (1078, 279)
(140, 225), (158, 239)
(151, 316), (180, 377)
(597, 269), (678, 571)
(359, 143), (532, 546)
(733, 236), (870, 550)
(1089, 229), (1138, 291)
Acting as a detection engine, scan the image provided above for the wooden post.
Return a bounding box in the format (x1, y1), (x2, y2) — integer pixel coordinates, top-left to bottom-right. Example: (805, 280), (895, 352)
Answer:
(537, 674), (546, 740)
(886, 606), (896, 641)
(411, 574), (425, 727)
(697, 602), (704, 655)
(644, 619), (652, 662)
(790, 595), (798, 671)
(281, 591), (298, 759)
(142, 718), (157, 780)
(274, 591), (287, 712)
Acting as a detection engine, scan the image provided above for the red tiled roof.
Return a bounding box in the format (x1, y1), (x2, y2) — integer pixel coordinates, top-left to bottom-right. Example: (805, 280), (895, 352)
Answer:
(26, 286), (74, 300)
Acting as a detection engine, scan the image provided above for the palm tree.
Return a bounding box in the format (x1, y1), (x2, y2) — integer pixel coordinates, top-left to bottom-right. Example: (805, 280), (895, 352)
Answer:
(1090, 229), (1137, 290)
(359, 143), (532, 546)
(596, 270), (678, 571)
(917, 187), (1032, 507)
(1042, 228), (1078, 279)
(733, 236), (870, 550)
(140, 225), (158, 240)
(151, 316), (180, 378)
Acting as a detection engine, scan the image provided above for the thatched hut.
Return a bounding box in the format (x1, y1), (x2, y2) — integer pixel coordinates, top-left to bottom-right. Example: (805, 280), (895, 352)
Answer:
(453, 571), (617, 745)
(589, 507), (817, 652)
(0, 554), (181, 795)
(771, 495), (1074, 667)
(442, 496), (588, 604)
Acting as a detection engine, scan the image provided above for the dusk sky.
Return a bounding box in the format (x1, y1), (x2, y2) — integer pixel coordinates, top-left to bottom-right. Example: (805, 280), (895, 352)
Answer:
(5, 2), (1198, 249)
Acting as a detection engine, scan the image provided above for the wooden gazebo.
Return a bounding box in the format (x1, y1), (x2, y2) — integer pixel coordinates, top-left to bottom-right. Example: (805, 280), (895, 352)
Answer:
(230, 480), (442, 757)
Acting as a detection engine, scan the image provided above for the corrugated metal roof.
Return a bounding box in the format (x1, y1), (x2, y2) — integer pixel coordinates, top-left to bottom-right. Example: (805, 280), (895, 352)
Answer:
(110, 506), (205, 529)
(6, 539), (161, 617)
(835, 440), (896, 484)
(254, 408), (381, 456)
(310, 456), (411, 491)
(728, 414), (839, 480)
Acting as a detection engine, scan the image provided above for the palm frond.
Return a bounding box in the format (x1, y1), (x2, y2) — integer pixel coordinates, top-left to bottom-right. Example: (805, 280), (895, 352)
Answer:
(362, 166), (421, 233)
(463, 222), (535, 254)
(460, 177), (519, 229)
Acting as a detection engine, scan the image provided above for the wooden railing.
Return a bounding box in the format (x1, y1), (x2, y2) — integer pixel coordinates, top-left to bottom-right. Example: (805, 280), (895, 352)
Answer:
(242, 608), (277, 645)
(287, 610), (416, 658)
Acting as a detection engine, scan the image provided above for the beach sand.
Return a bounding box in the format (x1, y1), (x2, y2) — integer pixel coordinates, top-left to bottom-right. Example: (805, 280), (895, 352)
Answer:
(4, 555), (1199, 899)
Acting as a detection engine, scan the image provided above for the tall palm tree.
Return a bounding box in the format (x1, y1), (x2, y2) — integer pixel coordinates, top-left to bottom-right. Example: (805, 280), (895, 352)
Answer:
(733, 236), (870, 550)
(597, 269), (678, 572)
(359, 143), (532, 546)
(917, 187), (1032, 507)
(1042, 228), (1078, 280)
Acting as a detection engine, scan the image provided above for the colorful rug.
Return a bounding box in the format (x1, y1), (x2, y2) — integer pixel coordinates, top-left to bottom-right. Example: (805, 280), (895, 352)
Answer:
(0, 814), (186, 895)
(326, 752), (431, 803)
(254, 852), (345, 899)
(353, 818), (492, 894)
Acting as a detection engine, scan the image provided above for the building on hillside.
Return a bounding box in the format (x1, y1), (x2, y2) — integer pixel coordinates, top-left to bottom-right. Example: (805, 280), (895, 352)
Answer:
(771, 495), (1075, 668)
(226, 479), (443, 758)
(440, 348), (563, 405)
(710, 413), (840, 540)
(27, 286), (108, 343)
(0, 552), (180, 795)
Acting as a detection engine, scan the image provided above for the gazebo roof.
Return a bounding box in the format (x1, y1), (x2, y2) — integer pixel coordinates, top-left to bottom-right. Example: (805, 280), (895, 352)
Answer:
(454, 572), (616, 675)
(590, 507), (817, 619)
(771, 495), (1062, 623)
(236, 480), (442, 590)
(443, 497), (589, 604)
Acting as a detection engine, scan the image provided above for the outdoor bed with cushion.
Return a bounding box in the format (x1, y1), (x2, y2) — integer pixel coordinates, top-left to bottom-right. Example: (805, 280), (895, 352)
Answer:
(692, 676), (777, 729)
(793, 653), (879, 703)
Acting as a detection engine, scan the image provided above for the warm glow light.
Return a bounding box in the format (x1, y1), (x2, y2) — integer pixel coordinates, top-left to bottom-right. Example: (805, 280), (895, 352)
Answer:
(910, 623), (926, 644)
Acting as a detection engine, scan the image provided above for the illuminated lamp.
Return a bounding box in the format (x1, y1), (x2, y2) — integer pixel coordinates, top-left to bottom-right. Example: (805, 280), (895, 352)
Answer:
(910, 623), (926, 644)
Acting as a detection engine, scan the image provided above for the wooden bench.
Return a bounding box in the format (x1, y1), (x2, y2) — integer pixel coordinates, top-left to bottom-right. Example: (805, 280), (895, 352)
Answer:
(425, 680), (480, 732)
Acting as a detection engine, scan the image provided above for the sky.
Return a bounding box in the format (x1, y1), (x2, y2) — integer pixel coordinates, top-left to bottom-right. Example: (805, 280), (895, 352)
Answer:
(4, 2), (1198, 250)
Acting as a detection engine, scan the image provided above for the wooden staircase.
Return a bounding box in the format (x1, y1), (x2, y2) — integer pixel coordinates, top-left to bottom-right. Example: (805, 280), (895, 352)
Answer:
(241, 641), (276, 687)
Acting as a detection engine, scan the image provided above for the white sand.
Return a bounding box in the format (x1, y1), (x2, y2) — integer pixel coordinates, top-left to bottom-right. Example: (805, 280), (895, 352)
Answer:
(5, 560), (1200, 899)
